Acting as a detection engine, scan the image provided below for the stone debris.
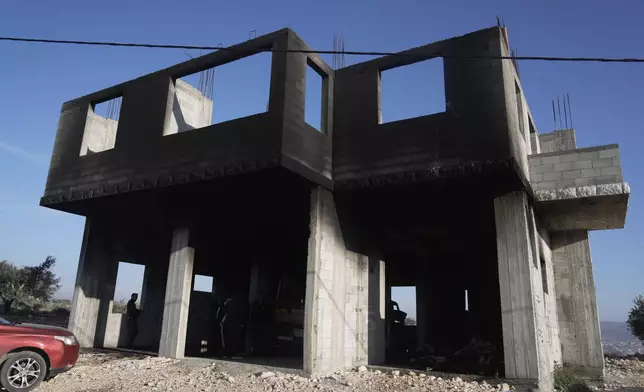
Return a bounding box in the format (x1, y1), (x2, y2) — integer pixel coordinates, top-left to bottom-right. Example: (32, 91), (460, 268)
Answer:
(35, 351), (644, 392)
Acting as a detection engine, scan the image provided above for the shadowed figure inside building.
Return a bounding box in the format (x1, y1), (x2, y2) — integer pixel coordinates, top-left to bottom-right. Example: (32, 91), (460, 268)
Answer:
(126, 293), (141, 348)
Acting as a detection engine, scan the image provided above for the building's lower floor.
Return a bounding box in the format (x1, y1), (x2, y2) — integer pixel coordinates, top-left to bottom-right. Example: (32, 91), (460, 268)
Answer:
(66, 175), (605, 392)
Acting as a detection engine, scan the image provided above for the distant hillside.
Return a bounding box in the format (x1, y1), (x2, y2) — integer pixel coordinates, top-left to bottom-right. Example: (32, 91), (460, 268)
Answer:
(601, 321), (644, 356)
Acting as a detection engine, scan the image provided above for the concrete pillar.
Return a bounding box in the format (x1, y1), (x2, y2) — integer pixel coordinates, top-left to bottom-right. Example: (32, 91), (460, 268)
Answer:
(551, 231), (603, 376)
(416, 260), (430, 350)
(494, 191), (552, 390)
(159, 228), (194, 358)
(68, 219), (116, 348)
(368, 257), (386, 364)
(93, 258), (119, 348)
(304, 187), (369, 374)
(137, 259), (169, 349)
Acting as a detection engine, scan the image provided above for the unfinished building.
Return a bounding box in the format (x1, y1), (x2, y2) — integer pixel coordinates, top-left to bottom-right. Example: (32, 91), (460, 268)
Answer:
(40, 26), (629, 391)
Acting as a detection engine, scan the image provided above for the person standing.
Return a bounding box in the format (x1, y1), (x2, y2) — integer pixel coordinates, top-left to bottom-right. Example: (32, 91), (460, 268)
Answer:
(126, 293), (141, 348)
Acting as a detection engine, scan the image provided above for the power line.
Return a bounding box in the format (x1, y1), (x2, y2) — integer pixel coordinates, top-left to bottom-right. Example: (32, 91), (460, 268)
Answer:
(1, 35), (644, 63)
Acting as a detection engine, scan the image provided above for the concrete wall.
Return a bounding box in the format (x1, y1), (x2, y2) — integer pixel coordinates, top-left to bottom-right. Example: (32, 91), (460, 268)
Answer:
(163, 79), (213, 135)
(494, 191), (554, 392)
(537, 224), (562, 366)
(68, 219), (117, 348)
(551, 231), (603, 376)
(304, 187), (371, 374)
(367, 258), (386, 365)
(539, 130), (576, 154)
(333, 27), (513, 187)
(80, 111), (118, 156)
(529, 145), (623, 190)
(42, 29), (335, 209)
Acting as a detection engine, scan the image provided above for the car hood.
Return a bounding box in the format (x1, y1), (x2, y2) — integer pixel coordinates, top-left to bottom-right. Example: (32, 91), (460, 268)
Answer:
(14, 323), (73, 336)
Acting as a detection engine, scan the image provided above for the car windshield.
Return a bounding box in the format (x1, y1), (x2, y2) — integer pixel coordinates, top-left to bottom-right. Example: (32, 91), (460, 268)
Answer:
(0, 317), (12, 325)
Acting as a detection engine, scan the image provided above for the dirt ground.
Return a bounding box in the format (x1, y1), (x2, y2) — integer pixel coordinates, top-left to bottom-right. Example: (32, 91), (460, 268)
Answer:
(26, 349), (644, 392)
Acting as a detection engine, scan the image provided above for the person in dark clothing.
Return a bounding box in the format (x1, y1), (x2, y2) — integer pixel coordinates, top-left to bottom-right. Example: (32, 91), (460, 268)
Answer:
(220, 295), (246, 357)
(126, 293), (140, 348)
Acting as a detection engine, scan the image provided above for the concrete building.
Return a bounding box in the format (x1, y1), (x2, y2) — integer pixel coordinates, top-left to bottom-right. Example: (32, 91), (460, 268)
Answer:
(40, 26), (629, 390)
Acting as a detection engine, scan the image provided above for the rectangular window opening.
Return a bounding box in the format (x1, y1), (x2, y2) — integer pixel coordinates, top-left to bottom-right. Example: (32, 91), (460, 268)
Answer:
(165, 51), (272, 135)
(465, 289), (469, 312)
(112, 262), (144, 313)
(540, 258), (549, 294)
(392, 286), (416, 326)
(379, 58), (445, 124)
(80, 96), (122, 156)
(305, 60), (326, 133)
(193, 274), (214, 293)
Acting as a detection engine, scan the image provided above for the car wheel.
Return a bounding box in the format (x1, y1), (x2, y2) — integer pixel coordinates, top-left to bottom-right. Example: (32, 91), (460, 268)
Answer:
(0, 351), (47, 392)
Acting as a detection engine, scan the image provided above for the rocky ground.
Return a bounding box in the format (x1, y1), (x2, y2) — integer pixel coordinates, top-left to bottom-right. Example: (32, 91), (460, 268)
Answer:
(29, 350), (644, 392)
(599, 356), (644, 391)
(35, 350), (520, 392)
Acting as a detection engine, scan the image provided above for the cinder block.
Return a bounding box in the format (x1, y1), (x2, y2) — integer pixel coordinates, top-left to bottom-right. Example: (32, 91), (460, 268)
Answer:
(559, 179), (576, 188)
(560, 153), (578, 163)
(562, 170), (582, 179)
(601, 166), (622, 176)
(595, 175), (619, 184)
(592, 158), (613, 168)
(581, 169), (596, 178)
(599, 149), (619, 159)
(554, 162), (573, 171)
(530, 174), (544, 183)
(574, 178), (594, 187)
(529, 157), (542, 166)
(533, 164), (555, 174)
(578, 151), (600, 161)
(613, 157), (621, 166)
(542, 155), (561, 165)
(572, 160), (593, 170)
(539, 181), (556, 189)
(544, 172), (563, 181)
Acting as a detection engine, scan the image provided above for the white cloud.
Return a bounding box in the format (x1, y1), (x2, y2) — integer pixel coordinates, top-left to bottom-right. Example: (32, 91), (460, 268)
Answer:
(0, 140), (48, 165)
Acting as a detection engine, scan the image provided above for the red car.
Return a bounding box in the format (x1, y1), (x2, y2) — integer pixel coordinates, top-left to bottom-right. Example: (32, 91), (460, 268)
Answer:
(0, 317), (79, 392)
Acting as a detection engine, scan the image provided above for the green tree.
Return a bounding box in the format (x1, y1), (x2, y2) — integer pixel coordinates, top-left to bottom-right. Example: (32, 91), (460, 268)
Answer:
(627, 295), (644, 342)
(0, 257), (61, 313)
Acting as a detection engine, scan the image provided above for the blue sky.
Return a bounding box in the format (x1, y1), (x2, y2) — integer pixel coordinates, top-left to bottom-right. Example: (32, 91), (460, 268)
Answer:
(0, 0), (642, 321)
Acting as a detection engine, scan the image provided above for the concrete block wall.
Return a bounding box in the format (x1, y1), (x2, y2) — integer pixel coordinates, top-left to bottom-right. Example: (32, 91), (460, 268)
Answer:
(80, 112), (118, 156)
(333, 27), (513, 186)
(539, 130), (576, 154)
(163, 79), (213, 135)
(304, 187), (370, 374)
(42, 28), (338, 209)
(529, 145), (622, 190)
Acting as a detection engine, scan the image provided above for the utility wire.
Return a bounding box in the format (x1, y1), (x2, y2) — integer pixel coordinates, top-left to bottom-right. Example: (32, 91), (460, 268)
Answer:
(1, 35), (644, 63)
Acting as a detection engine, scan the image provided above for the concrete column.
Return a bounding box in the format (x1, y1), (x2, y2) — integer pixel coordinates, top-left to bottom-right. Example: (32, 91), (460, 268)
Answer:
(416, 260), (430, 350)
(137, 259), (169, 349)
(304, 187), (370, 374)
(159, 228), (194, 358)
(551, 231), (603, 376)
(68, 219), (115, 348)
(494, 191), (551, 389)
(93, 258), (119, 348)
(367, 257), (386, 364)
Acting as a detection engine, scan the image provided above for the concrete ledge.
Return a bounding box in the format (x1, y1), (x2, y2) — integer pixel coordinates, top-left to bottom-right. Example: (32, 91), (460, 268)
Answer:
(534, 183), (630, 231)
(534, 182), (630, 202)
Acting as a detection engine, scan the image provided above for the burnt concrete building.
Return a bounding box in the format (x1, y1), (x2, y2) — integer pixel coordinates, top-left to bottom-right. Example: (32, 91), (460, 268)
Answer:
(41, 26), (629, 390)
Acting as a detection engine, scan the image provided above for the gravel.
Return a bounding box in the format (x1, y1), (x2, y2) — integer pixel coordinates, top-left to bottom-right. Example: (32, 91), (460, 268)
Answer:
(35, 352), (518, 392)
(35, 352), (644, 392)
